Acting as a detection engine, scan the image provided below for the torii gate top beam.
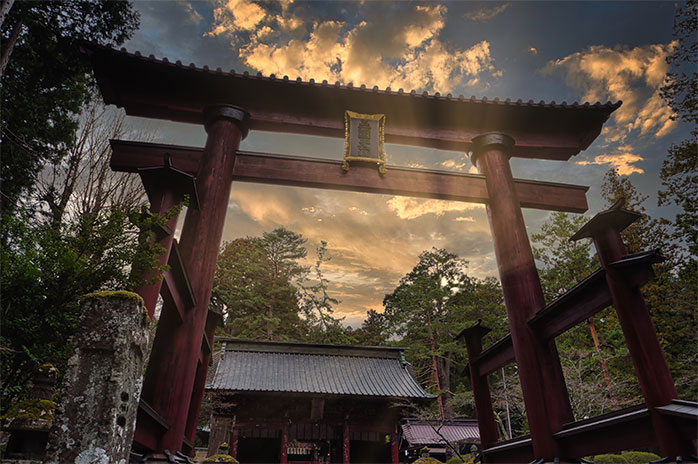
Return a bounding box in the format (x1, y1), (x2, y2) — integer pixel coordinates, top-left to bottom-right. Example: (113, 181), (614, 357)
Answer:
(80, 43), (620, 161)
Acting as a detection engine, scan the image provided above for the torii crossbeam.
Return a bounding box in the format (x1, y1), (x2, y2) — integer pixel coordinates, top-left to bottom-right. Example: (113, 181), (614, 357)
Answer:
(78, 42), (663, 462)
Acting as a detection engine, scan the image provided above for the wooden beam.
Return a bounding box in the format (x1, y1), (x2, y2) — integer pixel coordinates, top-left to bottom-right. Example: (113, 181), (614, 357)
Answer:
(110, 140), (589, 213)
(83, 43), (620, 161)
(470, 334), (515, 377)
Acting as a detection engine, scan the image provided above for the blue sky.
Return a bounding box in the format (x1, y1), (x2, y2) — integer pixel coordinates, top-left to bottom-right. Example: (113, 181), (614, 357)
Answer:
(122, 1), (691, 325)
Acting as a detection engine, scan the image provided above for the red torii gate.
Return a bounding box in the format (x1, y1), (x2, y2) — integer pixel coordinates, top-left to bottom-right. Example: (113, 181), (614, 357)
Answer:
(80, 43), (693, 461)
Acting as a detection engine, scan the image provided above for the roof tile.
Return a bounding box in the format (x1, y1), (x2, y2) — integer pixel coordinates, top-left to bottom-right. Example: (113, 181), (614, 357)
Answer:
(209, 339), (434, 399)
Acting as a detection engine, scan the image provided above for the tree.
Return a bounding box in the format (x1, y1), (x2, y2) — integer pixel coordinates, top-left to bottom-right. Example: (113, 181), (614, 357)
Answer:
(532, 212), (598, 302)
(35, 98), (146, 228)
(212, 228), (350, 342)
(383, 248), (508, 420)
(0, 1), (139, 210)
(0, 207), (141, 409)
(212, 234), (307, 341)
(0, 97), (167, 411)
(659, 0), (697, 268)
(351, 310), (389, 346)
(531, 212), (619, 411)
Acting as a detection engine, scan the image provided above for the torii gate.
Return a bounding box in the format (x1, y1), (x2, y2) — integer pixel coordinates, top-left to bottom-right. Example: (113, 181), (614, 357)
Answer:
(80, 43), (694, 462)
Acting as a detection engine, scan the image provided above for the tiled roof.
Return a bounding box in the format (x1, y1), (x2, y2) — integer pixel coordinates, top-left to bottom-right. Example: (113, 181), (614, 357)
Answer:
(208, 338), (434, 400)
(401, 419), (480, 445)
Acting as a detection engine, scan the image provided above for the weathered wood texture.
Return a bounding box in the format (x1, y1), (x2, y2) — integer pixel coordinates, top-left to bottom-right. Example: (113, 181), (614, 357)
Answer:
(457, 323), (499, 451)
(582, 212), (695, 458)
(136, 108), (246, 453)
(471, 134), (573, 460)
(81, 43), (619, 161)
(110, 140), (589, 213)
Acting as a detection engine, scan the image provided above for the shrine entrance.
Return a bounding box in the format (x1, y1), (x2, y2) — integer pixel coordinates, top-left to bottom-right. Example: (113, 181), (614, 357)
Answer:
(81, 42), (696, 462)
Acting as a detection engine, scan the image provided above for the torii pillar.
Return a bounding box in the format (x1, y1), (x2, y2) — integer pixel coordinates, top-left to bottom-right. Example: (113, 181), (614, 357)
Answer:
(137, 105), (249, 452)
(470, 134), (574, 459)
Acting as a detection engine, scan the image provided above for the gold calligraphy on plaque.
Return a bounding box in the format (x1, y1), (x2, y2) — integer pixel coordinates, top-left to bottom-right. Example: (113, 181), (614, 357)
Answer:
(342, 110), (387, 174)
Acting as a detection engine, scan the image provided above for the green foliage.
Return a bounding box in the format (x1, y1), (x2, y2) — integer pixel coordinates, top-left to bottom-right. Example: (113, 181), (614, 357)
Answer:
(1, 398), (56, 421)
(383, 248), (508, 417)
(621, 451), (661, 464)
(0, 1), (139, 210)
(592, 454), (627, 464)
(0, 199), (173, 410)
(445, 457), (475, 464)
(212, 228), (351, 342)
(351, 309), (389, 346)
(412, 457), (443, 464)
(300, 241), (356, 344)
(660, 0), (697, 127)
(601, 169), (698, 401)
(532, 212), (598, 302)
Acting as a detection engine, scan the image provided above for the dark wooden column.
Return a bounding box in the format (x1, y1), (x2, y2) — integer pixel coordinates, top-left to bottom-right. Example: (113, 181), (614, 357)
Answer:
(183, 311), (220, 450)
(133, 156), (197, 317)
(230, 428), (239, 459)
(343, 421), (350, 464)
(280, 421), (289, 464)
(140, 105), (250, 453)
(470, 133), (573, 459)
(457, 322), (498, 453)
(573, 205), (695, 458)
(391, 424), (399, 464)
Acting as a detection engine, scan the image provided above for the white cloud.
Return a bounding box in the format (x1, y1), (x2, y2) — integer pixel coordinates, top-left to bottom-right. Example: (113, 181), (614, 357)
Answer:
(207, 2), (500, 93)
(546, 42), (677, 142)
(208, 0), (267, 34)
(386, 196), (483, 220)
(576, 151), (645, 175)
(463, 3), (511, 22)
(546, 42), (678, 175)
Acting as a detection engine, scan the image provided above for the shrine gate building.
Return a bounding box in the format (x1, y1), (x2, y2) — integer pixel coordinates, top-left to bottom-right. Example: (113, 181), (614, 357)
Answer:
(205, 339), (433, 464)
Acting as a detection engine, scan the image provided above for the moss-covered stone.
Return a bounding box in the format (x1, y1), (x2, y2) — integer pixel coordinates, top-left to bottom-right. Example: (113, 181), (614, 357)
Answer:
(80, 290), (149, 320)
(203, 454), (239, 463)
(621, 451), (661, 463)
(38, 363), (58, 376)
(1, 399), (56, 422)
(592, 454), (628, 464)
(445, 457), (475, 464)
(412, 457), (444, 464)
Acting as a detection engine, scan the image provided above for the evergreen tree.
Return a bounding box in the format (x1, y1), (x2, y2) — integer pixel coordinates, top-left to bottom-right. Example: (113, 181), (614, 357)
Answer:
(383, 248), (508, 419)
(352, 310), (389, 346)
(212, 228), (350, 342)
(0, 1), (139, 210)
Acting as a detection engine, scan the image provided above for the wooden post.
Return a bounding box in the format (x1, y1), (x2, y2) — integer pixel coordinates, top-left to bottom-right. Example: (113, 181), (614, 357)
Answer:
(184, 311), (220, 451)
(280, 421), (289, 464)
(457, 322), (498, 453)
(343, 422), (350, 464)
(132, 155), (198, 317)
(471, 133), (573, 459)
(139, 105), (249, 452)
(230, 428), (239, 459)
(391, 424), (399, 464)
(578, 208), (695, 458)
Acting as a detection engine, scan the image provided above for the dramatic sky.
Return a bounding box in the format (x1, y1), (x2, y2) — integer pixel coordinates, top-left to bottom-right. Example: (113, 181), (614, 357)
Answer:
(121, 1), (690, 326)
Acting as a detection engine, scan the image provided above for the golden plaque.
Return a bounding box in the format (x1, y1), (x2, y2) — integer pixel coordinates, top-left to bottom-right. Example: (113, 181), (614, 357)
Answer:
(342, 110), (387, 174)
